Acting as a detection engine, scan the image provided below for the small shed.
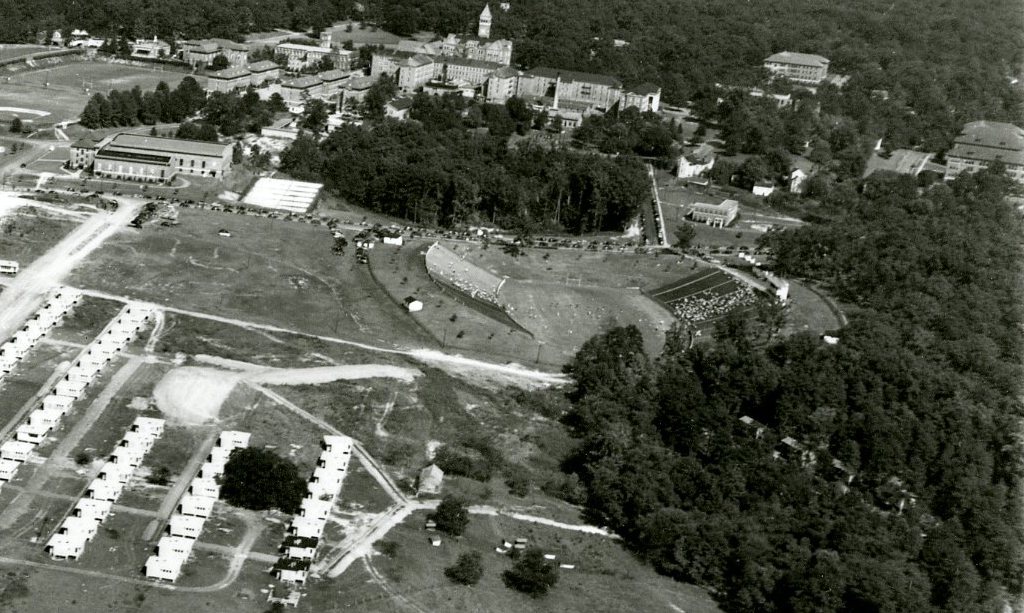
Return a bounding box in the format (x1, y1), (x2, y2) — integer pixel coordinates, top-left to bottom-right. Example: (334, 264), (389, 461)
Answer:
(74, 498), (112, 522)
(43, 394), (75, 415)
(217, 430), (251, 450)
(281, 535), (319, 560)
(178, 494), (216, 518)
(0, 458), (20, 481)
(289, 516), (326, 539)
(416, 464), (444, 497)
(189, 477), (220, 499)
(273, 557), (311, 584)
(145, 554), (185, 581)
(403, 296), (423, 312)
(87, 477), (123, 501)
(0, 440), (34, 463)
(156, 535), (195, 558)
(168, 513), (205, 539)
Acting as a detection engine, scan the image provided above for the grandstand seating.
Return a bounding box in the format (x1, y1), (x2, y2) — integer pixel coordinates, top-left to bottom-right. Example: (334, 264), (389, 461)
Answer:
(650, 268), (759, 324)
(424, 243), (505, 306)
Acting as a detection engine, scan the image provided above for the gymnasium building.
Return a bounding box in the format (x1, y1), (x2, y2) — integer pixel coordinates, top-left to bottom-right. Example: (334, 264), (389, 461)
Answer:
(70, 134), (233, 183)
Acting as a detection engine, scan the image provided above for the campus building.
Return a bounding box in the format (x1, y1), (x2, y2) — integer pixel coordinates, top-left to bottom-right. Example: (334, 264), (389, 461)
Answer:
(73, 134), (232, 183)
(690, 199), (739, 228)
(275, 42), (353, 72)
(944, 120), (1024, 185)
(763, 52), (830, 85)
(178, 39), (249, 68)
(438, 34), (512, 66)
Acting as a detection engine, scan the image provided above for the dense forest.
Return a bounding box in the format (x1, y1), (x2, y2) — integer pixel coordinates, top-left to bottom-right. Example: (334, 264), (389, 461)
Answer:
(5, 0), (1020, 148)
(280, 93), (650, 231)
(558, 166), (1023, 612)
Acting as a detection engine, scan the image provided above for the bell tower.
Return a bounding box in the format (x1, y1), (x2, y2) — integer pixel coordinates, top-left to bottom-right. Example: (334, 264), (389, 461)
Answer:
(478, 4), (492, 38)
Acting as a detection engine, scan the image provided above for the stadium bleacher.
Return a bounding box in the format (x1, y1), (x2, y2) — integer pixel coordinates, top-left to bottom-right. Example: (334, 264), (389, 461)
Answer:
(650, 268), (759, 323)
(424, 243), (505, 306)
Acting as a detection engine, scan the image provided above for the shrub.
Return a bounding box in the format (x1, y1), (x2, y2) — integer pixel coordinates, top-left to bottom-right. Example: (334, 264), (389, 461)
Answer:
(432, 496), (470, 536)
(445, 551), (484, 585)
(503, 548), (558, 597)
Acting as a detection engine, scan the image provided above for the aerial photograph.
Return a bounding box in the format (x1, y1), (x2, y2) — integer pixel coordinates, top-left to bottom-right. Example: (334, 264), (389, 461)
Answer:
(0, 0), (1020, 611)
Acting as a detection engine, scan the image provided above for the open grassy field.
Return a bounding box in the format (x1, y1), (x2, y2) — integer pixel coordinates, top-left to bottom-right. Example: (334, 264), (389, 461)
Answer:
(0, 342), (77, 432)
(0, 45), (50, 62)
(302, 510), (722, 613)
(0, 209), (80, 269)
(70, 207), (434, 349)
(0, 61), (204, 123)
(369, 239), (677, 364)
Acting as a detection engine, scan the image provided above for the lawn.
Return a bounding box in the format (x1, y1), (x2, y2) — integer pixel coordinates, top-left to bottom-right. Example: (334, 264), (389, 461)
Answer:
(302, 510), (722, 613)
(69, 207), (434, 349)
(0, 60), (204, 123)
(0, 45), (49, 62)
(0, 209), (80, 269)
(369, 239), (677, 365)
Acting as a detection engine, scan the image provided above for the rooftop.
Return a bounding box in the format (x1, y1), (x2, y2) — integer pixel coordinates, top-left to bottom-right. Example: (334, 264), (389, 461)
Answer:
(388, 97), (415, 111)
(491, 66), (519, 79)
(525, 67), (622, 88)
(627, 82), (661, 95)
(274, 557), (312, 572)
(282, 535), (319, 549)
(949, 121), (1024, 166)
(319, 69), (349, 82)
(442, 56), (503, 70)
(208, 66), (251, 80)
(284, 75), (324, 88)
(107, 133), (230, 158)
(247, 60), (280, 72)
(764, 51), (830, 67)
(276, 42), (331, 53)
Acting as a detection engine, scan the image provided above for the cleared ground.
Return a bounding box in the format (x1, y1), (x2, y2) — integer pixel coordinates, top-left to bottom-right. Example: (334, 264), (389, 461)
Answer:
(304, 511), (723, 613)
(0, 208), (81, 269)
(69, 207), (434, 348)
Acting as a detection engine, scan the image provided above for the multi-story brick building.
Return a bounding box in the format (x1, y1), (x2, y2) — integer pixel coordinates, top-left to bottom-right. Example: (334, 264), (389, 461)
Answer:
(763, 52), (830, 85)
(944, 120), (1024, 184)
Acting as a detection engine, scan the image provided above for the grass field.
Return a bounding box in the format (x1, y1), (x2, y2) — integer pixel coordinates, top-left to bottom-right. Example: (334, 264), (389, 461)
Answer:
(370, 240), (677, 364)
(70, 208), (434, 349)
(303, 510), (722, 613)
(0, 209), (80, 269)
(0, 61), (204, 123)
(0, 45), (50, 62)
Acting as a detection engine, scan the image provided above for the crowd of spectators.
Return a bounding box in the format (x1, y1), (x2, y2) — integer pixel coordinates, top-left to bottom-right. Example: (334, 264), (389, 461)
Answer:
(670, 285), (757, 323)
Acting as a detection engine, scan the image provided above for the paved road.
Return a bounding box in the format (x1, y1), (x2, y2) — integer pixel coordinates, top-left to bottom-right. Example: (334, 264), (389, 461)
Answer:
(0, 196), (143, 342)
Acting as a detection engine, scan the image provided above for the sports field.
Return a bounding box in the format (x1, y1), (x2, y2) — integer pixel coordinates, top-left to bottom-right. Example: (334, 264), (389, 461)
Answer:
(0, 61), (204, 123)
(0, 45), (49, 62)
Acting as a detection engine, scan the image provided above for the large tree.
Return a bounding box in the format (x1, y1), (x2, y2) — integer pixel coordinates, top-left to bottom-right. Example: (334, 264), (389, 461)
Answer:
(220, 448), (307, 514)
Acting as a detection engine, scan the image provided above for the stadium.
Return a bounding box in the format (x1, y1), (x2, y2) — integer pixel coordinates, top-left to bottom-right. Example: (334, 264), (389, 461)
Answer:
(648, 268), (760, 324)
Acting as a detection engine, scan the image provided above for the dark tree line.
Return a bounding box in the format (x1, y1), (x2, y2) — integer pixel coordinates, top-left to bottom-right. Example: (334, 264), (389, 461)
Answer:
(280, 95), (650, 232)
(79, 77), (206, 128)
(558, 166), (1024, 612)
(80, 78), (287, 137)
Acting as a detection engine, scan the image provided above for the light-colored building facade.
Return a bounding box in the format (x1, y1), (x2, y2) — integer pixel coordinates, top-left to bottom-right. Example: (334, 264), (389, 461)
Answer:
(690, 199), (739, 228)
(130, 37), (170, 59)
(763, 52), (830, 85)
(275, 43), (353, 72)
(281, 75), (325, 104)
(179, 39), (249, 68)
(438, 34), (512, 66)
(944, 120), (1024, 184)
(88, 134), (232, 183)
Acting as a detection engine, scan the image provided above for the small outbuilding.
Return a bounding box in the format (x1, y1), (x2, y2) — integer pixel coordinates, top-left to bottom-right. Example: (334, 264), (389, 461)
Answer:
(416, 464), (444, 497)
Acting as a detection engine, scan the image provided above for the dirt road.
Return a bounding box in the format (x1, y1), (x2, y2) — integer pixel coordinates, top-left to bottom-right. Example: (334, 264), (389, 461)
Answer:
(0, 196), (143, 341)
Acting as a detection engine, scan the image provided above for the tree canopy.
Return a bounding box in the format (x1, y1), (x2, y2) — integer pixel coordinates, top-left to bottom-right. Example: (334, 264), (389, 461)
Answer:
(220, 448), (308, 514)
(559, 166), (1024, 612)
